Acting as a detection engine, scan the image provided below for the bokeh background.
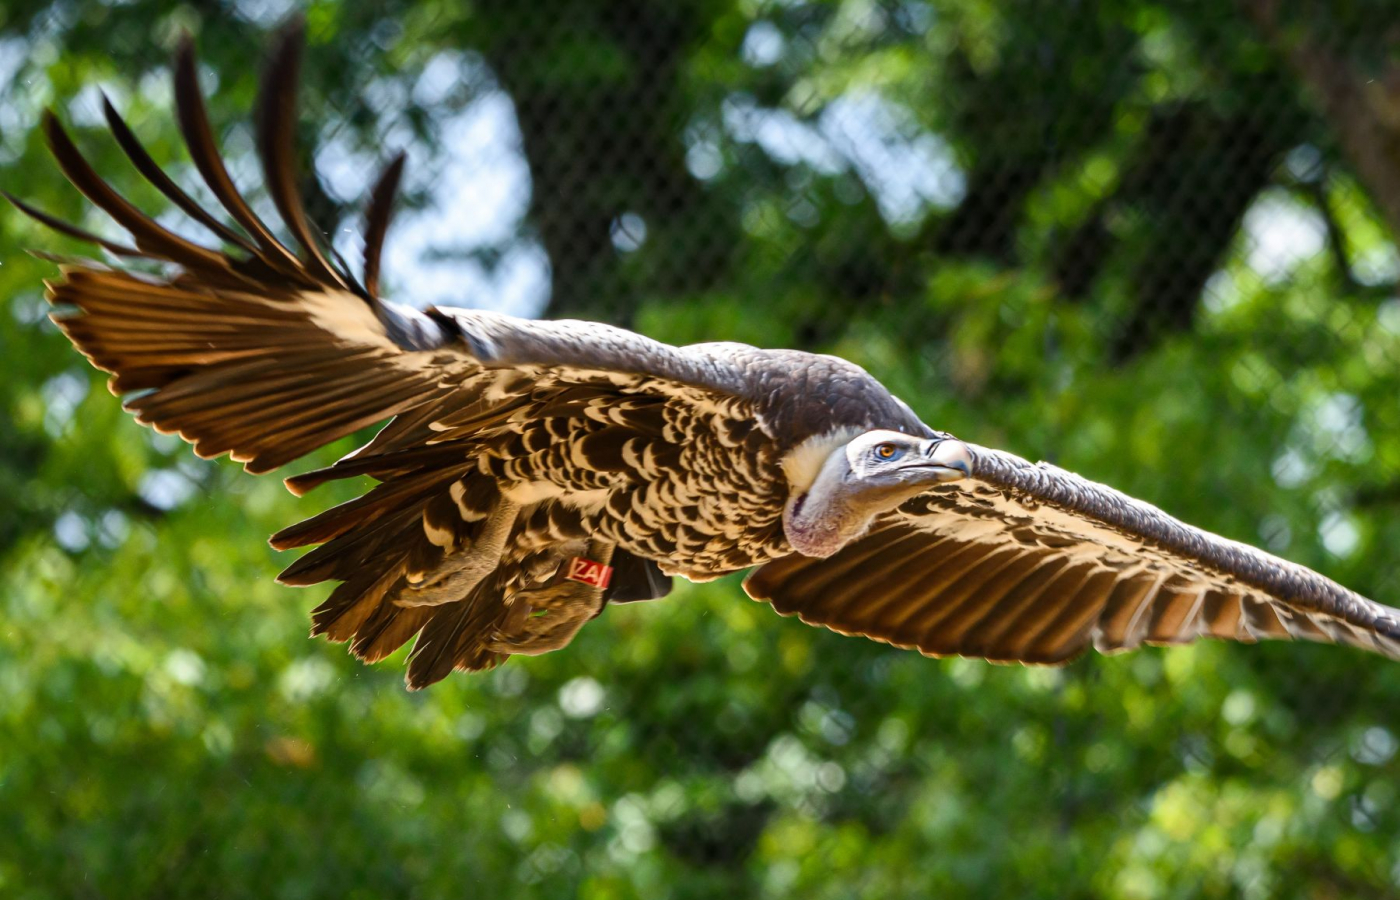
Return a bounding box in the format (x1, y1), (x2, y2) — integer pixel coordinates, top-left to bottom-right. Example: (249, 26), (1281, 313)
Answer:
(4, 1), (1400, 897)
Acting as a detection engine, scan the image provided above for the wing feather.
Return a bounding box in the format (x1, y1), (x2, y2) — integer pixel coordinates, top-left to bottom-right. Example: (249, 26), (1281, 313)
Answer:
(361, 153), (406, 299)
(40, 111), (233, 272)
(890, 545), (1047, 643)
(3, 190), (145, 258)
(100, 93), (257, 253)
(747, 445), (1400, 663)
(172, 33), (307, 277)
(14, 17), (761, 690)
(957, 557), (1085, 656)
(1012, 566), (1121, 661)
(254, 20), (350, 290)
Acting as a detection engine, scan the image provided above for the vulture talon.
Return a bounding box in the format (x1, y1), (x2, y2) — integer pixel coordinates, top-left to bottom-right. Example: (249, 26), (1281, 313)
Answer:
(486, 598), (596, 657)
(514, 540), (615, 614)
(394, 496), (522, 608)
(510, 582), (596, 612)
(486, 549), (613, 656)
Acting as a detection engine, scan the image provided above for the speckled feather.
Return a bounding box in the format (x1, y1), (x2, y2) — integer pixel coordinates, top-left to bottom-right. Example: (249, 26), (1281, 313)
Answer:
(13, 22), (1400, 689)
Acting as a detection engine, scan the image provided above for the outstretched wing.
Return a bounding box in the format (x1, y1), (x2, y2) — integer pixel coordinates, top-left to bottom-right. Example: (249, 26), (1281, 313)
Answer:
(9, 23), (465, 474)
(12, 21), (768, 686)
(11, 23), (764, 468)
(745, 444), (1400, 663)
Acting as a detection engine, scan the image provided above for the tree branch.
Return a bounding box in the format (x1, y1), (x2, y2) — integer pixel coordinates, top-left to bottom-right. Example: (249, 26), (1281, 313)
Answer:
(1239, 0), (1400, 239)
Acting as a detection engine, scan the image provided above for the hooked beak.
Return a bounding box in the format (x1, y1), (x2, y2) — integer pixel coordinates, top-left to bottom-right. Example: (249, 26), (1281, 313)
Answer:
(923, 439), (973, 483)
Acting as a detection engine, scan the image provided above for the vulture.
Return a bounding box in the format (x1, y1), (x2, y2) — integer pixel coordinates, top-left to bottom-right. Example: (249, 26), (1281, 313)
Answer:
(11, 24), (1400, 689)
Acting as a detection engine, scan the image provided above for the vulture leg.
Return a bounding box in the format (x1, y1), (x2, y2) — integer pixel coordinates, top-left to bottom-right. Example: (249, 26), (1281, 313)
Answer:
(486, 540), (616, 656)
(396, 497), (522, 607)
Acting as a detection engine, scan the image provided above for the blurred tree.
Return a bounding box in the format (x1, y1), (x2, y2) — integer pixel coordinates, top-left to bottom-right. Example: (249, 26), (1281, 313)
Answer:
(472, 0), (740, 323)
(3, 0), (1400, 898)
(1239, 0), (1400, 240)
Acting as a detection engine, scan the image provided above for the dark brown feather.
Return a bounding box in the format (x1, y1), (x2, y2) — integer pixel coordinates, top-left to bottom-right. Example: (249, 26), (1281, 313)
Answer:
(255, 20), (350, 290)
(953, 558), (1086, 657)
(805, 536), (947, 628)
(884, 547), (1037, 648)
(100, 93), (256, 253)
(1011, 566), (1121, 661)
(172, 33), (305, 277)
(405, 583), (507, 689)
(352, 603), (434, 663)
(886, 541), (1032, 644)
(311, 559), (409, 641)
(286, 507), (426, 587)
(919, 555), (1073, 652)
(361, 152), (406, 299)
(4, 191), (145, 258)
(272, 464), (468, 553)
(749, 502), (1400, 665)
(283, 444), (469, 495)
(41, 111), (230, 272)
(1093, 575), (1160, 650)
(607, 550), (673, 602)
(1143, 577), (1205, 643)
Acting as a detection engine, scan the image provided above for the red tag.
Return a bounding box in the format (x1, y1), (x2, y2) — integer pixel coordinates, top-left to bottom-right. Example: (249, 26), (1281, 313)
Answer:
(565, 557), (613, 589)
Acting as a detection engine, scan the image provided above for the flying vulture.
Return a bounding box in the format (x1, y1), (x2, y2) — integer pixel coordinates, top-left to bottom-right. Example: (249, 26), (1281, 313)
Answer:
(11, 25), (1400, 689)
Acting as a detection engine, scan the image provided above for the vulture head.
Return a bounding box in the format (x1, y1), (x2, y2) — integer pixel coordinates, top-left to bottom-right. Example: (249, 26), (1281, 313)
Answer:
(782, 430), (972, 558)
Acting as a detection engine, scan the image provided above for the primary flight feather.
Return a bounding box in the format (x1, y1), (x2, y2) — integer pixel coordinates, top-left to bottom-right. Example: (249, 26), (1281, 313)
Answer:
(12, 23), (1400, 689)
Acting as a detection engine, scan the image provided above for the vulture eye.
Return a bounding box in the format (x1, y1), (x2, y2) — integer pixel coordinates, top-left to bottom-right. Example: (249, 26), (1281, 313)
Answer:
(874, 443), (901, 461)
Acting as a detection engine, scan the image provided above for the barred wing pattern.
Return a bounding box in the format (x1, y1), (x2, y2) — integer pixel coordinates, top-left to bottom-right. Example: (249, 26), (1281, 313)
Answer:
(746, 446), (1400, 663)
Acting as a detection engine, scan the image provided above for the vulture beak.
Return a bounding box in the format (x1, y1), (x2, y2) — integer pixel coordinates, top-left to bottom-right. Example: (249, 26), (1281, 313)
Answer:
(925, 439), (973, 483)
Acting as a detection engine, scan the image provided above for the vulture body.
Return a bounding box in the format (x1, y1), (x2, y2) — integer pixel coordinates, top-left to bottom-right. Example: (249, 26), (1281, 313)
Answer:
(12, 25), (1400, 689)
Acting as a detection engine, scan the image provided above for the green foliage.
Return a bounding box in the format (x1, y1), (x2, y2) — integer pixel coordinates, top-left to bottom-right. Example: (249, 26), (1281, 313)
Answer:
(3, 1), (1400, 897)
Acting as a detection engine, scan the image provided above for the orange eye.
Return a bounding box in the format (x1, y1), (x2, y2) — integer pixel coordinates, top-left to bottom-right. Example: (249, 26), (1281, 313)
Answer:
(875, 443), (898, 459)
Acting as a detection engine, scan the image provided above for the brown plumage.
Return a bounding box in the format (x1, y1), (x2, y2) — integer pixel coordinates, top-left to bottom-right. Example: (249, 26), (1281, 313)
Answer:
(9, 21), (1400, 689)
(746, 480), (1399, 662)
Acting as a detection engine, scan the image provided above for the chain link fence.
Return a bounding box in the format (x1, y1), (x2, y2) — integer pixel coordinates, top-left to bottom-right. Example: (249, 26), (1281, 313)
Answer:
(3, 1), (1400, 897)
